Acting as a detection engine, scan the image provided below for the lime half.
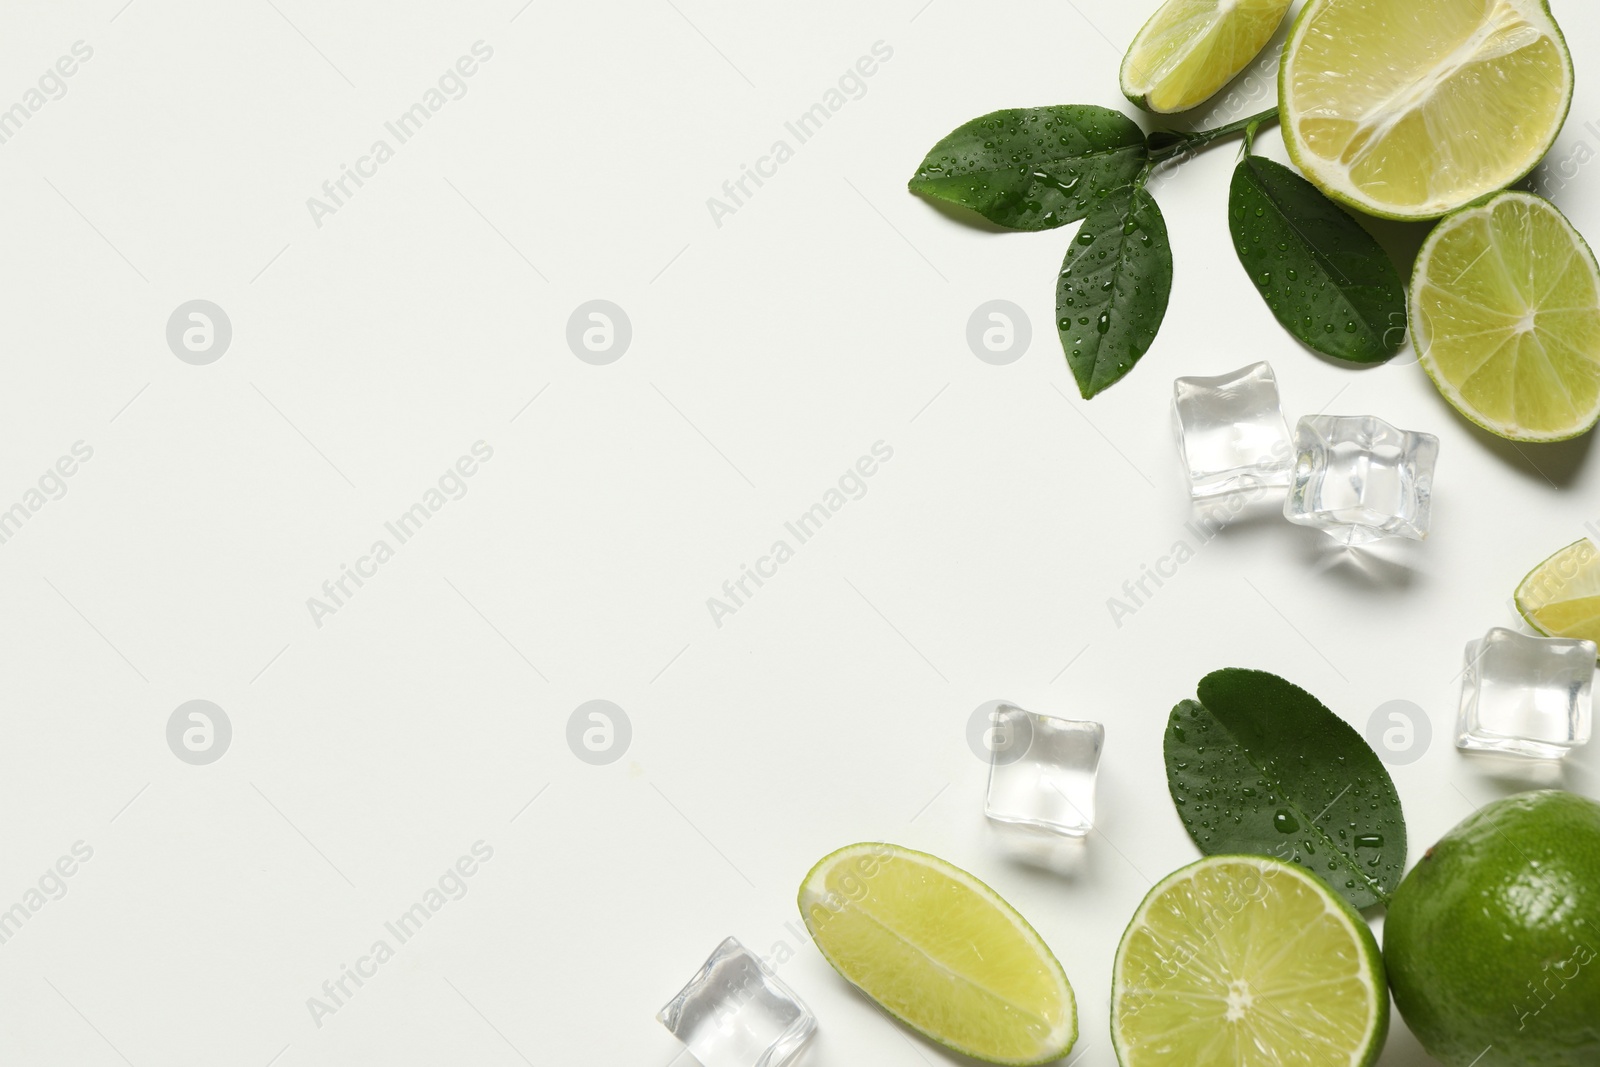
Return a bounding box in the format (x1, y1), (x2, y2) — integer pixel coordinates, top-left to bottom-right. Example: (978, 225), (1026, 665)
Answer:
(1412, 191), (1600, 442)
(1112, 855), (1387, 1067)
(1516, 539), (1600, 653)
(1281, 0), (1572, 219)
(798, 843), (1076, 1066)
(1120, 0), (1292, 115)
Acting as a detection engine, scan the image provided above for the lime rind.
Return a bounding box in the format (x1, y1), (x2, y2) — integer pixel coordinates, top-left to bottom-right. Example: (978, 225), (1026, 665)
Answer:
(1411, 191), (1600, 443)
(1280, 0), (1573, 221)
(799, 843), (1077, 1067)
(1110, 855), (1388, 1067)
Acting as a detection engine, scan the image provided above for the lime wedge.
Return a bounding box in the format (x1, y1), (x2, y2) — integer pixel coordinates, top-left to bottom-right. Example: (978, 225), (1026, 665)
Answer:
(1120, 0), (1291, 114)
(1517, 539), (1600, 653)
(798, 843), (1076, 1066)
(1412, 191), (1600, 442)
(1281, 0), (1572, 219)
(1112, 855), (1387, 1067)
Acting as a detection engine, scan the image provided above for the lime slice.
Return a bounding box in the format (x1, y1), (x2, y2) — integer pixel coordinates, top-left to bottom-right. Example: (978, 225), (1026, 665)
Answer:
(798, 843), (1076, 1066)
(1516, 539), (1600, 652)
(1281, 0), (1573, 220)
(1111, 855), (1387, 1067)
(1120, 0), (1292, 114)
(1412, 191), (1600, 442)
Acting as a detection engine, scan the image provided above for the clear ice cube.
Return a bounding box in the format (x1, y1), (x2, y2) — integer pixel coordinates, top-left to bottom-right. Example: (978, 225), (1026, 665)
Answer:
(1284, 415), (1439, 545)
(1172, 362), (1294, 500)
(985, 706), (1102, 871)
(1457, 628), (1595, 759)
(658, 938), (815, 1067)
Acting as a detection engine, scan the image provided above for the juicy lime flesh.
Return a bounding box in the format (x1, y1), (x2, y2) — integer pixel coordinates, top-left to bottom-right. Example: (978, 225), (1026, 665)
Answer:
(1518, 539), (1600, 648)
(1284, 0), (1570, 217)
(1113, 857), (1384, 1066)
(1414, 192), (1600, 440)
(1123, 0), (1291, 113)
(799, 844), (1075, 1065)
(1384, 791), (1600, 1067)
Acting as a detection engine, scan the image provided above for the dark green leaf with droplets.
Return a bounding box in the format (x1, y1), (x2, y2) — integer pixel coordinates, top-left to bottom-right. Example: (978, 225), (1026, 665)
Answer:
(1229, 155), (1406, 363)
(908, 106), (1147, 231)
(1057, 184), (1172, 398)
(1164, 669), (1407, 910)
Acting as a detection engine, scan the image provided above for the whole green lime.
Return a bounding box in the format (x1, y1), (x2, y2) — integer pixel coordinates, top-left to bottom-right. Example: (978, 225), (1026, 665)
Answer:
(1384, 790), (1600, 1067)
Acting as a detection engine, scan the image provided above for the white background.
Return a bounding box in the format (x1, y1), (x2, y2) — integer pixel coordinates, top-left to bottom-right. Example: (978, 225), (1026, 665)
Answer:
(0, 1), (1597, 1065)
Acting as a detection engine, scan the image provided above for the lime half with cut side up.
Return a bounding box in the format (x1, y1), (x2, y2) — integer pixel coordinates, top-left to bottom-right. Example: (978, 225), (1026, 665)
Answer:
(1111, 855), (1387, 1067)
(1411, 191), (1600, 442)
(1281, 0), (1573, 220)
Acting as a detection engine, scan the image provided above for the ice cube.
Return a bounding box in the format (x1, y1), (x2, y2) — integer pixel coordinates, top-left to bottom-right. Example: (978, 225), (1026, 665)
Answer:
(1284, 414), (1439, 545)
(984, 705), (1103, 871)
(657, 937), (815, 1067)
(1456, 627), (1595, 760)
(1172, 362), (1294, 500)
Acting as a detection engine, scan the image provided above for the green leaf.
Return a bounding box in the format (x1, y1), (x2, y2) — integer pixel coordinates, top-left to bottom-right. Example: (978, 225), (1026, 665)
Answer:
(908, 106), (1147, 231)
(1164, 669), (1407, 910)
(1057, 185), (1172, 398)
(1229, 155), (1406, 363)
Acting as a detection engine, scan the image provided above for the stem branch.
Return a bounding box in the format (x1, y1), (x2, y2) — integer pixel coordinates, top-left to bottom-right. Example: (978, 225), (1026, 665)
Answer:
(1149, 106), (1281, 166)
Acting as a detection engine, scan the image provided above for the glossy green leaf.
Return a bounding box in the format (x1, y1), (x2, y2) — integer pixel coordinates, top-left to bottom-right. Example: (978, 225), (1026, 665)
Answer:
(1164, 669), (1407, 910)
(909, 106), (1147, 231)
(1057, 185), (1172, 398)
(1229, 155), (1406, 363)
